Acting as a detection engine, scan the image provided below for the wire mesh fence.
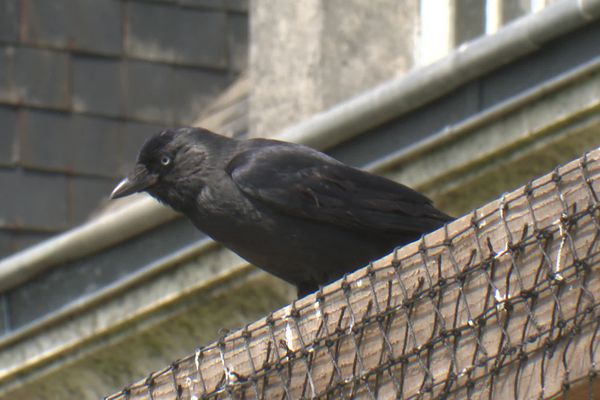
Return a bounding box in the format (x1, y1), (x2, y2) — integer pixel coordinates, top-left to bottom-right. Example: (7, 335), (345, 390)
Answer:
(106, 148), (600, 400)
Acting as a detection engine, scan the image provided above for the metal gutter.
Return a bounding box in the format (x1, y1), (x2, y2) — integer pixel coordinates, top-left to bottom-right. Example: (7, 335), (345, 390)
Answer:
(0, 238), (217, 348)
(0, 197), (178, 292)
(1, 0), (599, 293)
(366, 54), (600, 173)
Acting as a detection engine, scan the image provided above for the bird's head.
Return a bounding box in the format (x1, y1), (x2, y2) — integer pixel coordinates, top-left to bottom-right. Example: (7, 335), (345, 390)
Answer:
(111, 127), (232, 211)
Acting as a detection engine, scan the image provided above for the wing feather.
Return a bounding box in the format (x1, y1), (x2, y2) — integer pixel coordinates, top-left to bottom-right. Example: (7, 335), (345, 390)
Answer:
(227, 140), (452, 234)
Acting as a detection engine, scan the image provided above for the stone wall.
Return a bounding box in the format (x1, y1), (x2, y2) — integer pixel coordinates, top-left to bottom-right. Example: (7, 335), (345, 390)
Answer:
(249, 0), (419, 136)
(0, 0), (248, 257)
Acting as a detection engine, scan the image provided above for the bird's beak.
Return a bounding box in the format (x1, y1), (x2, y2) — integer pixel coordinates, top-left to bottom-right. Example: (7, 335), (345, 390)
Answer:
(110, 165), (158, 199)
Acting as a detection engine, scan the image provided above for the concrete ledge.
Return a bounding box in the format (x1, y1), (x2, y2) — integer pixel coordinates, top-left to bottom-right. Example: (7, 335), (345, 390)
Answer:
(0, 240), (293, 397)
(380, 62), (600, 181)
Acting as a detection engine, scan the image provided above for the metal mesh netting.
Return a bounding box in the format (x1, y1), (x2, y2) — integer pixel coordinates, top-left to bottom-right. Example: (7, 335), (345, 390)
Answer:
(107, 148), (600, 400)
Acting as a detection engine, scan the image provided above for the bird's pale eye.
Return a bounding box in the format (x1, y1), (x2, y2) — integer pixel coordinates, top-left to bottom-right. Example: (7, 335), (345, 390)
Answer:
(160, 156), (172, 166)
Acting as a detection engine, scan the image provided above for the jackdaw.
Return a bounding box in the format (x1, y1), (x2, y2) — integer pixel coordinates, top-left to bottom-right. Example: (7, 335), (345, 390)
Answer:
(111, 127), (452, 297)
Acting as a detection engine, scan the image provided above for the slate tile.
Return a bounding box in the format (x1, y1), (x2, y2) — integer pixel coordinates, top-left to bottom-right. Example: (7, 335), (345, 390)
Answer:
(22, 0), (122, 55)
(12, 46), (70, 109)
(225, 0), (248, 12)
(125, 1), (227, 67)
(69, 0), (122, 55)
(0, 106), (18, 166)
(0, 168), (68, 230)
(124, 60), (175, 123)
(20, 110), (71, 172)
(169, 0), (247, 11)
(0, 46), (20, 104)
(0, 0), (19, 43)
(177, 0), (224, 9)
(72, 56), (125, 117)
(67, 175), (115, 224)
(70, 115), (122, 176)
(20, 110), (121, 177)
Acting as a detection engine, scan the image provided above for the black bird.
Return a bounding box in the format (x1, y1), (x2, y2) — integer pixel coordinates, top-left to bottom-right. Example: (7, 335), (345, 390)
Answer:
(111, 127), (452, 297)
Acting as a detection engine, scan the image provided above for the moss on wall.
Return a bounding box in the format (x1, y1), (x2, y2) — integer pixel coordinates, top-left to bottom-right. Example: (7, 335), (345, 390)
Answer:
(1, 273), (293, 400)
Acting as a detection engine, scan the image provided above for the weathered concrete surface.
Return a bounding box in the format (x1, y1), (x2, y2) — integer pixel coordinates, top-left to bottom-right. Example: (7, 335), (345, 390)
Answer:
(249, 0), (419, 136)
(430, 112), (600, 216)
(0, 271), (292, 400)
(377, 69), (600, 216)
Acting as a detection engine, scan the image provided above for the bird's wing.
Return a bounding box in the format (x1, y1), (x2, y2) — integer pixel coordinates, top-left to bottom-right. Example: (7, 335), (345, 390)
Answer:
(227, 140), (452, 234)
